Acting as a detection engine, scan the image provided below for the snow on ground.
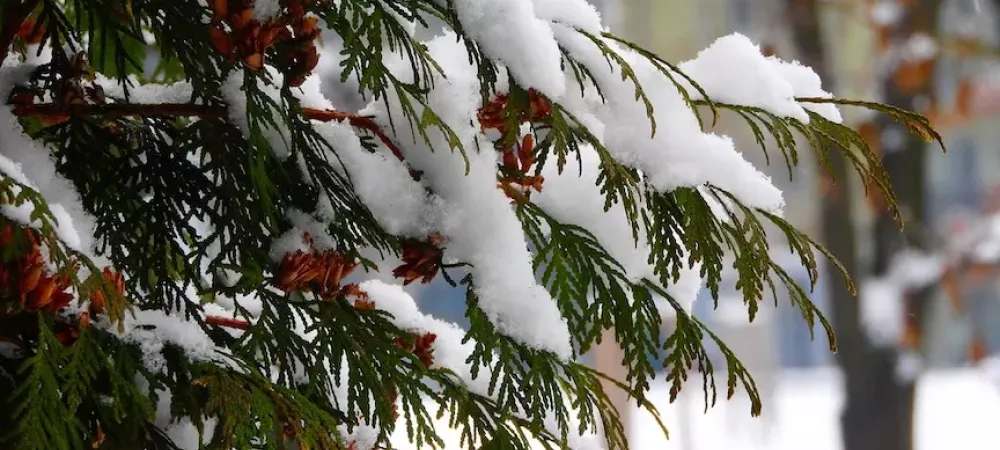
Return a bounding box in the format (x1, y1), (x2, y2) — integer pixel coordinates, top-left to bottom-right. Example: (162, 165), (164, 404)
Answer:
(391, 368), (1000, 449)
(632, 368), (1000, 450)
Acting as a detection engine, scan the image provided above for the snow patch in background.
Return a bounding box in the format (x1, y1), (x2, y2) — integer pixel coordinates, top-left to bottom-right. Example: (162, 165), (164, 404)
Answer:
(871, 1), (904, 26)
(630, 369), (1000, 450)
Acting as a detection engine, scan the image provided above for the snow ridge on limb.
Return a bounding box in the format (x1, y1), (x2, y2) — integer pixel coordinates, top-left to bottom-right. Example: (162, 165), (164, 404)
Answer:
(367, 34), (574, 357)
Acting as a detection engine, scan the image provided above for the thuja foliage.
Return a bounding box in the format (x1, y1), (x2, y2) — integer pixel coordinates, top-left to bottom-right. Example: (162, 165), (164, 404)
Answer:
(0, 0), (941, 449)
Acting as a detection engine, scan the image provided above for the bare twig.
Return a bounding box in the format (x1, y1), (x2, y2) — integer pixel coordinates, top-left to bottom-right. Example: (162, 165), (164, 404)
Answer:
(303, 107), (404, 161)
(204, 315), (251, 330)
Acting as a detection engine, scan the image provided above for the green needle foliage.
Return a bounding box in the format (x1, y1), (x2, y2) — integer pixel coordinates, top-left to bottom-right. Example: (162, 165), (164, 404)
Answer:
(0, 0), (942, 449)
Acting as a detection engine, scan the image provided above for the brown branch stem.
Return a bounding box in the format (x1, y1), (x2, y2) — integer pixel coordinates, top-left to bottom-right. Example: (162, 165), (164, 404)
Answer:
(8, 101), (406, 161)
(204, 315), (251, 330)
(12, 102), (225, 118)
(303, 108), (404, 161)
(0, 0), (41, 67)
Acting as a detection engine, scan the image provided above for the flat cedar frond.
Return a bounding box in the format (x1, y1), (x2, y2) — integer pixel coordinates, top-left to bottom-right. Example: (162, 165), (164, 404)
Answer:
(599, 31), (720, 130)
(570, 29), (657, 136)
(538, 104), (644, 243)
(517, 202), (663, 398)
(198, 365), (346, 450)
(797, 96), (945, 148)
(461, 287), (643, 450)
(697, 97), (945, 225)
(6, 319), (82, 450)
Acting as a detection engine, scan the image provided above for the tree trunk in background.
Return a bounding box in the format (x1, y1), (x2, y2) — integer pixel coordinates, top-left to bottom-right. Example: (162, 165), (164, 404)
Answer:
(867, 2), (942, 450)
(784, 1), (937, 449)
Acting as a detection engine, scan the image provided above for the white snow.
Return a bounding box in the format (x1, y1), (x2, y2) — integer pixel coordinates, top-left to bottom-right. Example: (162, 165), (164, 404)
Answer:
(968, 214), (1000, 263)
(550, 27), (787, 214)
(529, 0), (605, 33)
(0, 65), (97, 255)
(339, 424), (380, 450)
(446, 0), (566, 98)
(679, 33), (842, 123)
(858, 249), (945, 347)
(96, 308), (228, 373)
(267, 208), (339, 262)
(47, 204), (82, 250)
(680, 35), (811, 123)
(889, 250), (945, 288)
(896, 349), (923, 383)
(311, 121), (434, 237)
(980, 355), (1000, 387)
(251, 0), (282, 22)
(770, 60), (843, 123)
(369, 34), (574, 357)
(95, 74), (193, 104)
(859, 278), (906, 347)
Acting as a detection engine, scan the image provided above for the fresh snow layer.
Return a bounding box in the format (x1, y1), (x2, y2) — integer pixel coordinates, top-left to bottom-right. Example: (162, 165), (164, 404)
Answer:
(368, 34), (574, 357)
(549, 26), (789, 214)
(0, 65), (97, 255)
(445, 0), (566, 98)
(679, 33), (842, 124)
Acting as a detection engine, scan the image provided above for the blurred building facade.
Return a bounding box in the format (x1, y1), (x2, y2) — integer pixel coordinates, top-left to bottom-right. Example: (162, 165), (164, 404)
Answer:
(617, 0), (1000, 372)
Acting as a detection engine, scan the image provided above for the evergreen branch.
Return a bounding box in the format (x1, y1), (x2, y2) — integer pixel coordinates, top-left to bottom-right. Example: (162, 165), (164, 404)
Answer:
(795, 96), (946, 149)
(10, 101), (405, 161)
(516, 201), (662, 394)
(11, 102), (222, 118)
(688, 98), (922, 223)
(4, 317), (79, 450)
(461, 288), (636, 450)
(571, 29), (657, 136)
(600, 31), (720, 129)
(0, 0), (40, 67)
(582, 366), (671, 440)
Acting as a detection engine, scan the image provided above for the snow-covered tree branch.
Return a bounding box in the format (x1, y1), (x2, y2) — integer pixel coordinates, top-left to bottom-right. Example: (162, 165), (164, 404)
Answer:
(0, 0), (940, 449)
